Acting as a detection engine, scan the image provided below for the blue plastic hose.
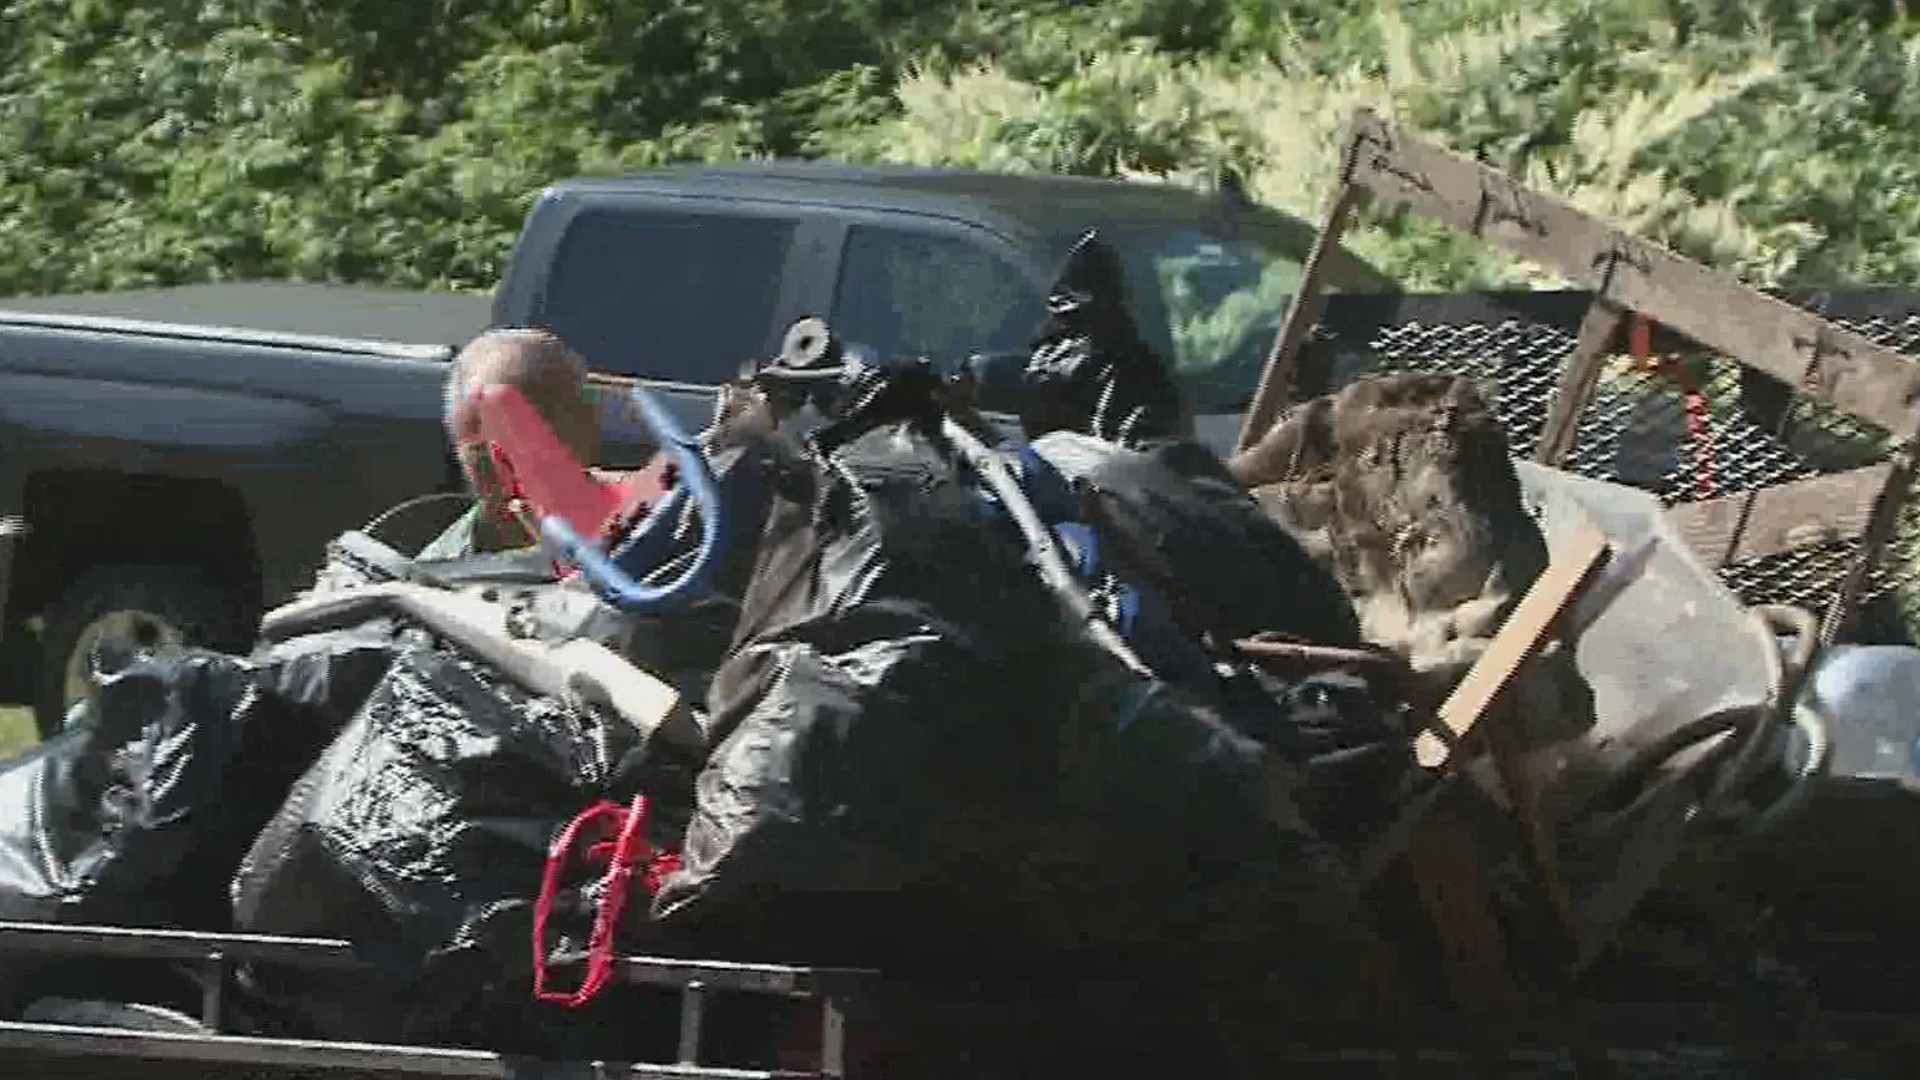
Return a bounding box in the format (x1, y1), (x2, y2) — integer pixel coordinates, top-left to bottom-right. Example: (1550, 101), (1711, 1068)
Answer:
(540, 387), (725, 615)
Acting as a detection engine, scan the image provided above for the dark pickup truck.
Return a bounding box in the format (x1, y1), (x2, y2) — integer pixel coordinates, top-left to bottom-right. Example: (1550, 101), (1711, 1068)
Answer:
(0, 162), (1393, 735)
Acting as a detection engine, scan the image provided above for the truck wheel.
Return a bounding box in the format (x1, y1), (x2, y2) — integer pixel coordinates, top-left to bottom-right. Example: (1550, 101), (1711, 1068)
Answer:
(33, 567), (253, 741)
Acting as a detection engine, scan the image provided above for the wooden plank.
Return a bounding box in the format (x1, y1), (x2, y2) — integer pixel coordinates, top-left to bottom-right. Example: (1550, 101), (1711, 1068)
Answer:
(1237, 179), (1369, 453)
(1414, 520), (1611, 771)
(1405, 807), (1523, 1015)
(1822, 445), (1918, 644)
(1343, 109), (1920, 436)
(1534, 296), (1627, 466)
(1481, 695), (1585, 959)
(1667, 463), (1894, 570)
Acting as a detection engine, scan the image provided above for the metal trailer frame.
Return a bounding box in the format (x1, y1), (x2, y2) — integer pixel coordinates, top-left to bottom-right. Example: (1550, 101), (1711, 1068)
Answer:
(9, 919), (1920, 1077)
(0, 921), (878, 1079)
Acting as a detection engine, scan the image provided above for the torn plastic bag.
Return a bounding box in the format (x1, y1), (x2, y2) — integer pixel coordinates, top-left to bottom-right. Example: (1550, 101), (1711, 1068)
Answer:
(1020, 230), (1188, 446)
(0, 629), (390, 1016)
(221, 436), (793, 1052)
(654, 363), (1383, 1022)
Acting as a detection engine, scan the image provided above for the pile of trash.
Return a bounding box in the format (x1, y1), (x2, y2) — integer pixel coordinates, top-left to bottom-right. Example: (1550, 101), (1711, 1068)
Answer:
(0, 230), (1845, 1072)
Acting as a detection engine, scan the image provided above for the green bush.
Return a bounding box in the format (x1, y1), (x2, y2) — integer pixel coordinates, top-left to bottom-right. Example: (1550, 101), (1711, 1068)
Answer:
(2, 0), (1920, 296)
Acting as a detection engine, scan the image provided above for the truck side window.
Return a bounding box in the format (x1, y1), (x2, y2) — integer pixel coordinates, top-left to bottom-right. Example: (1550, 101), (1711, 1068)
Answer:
(541, 206), (796, 383)
(830, 226), (1040, 367)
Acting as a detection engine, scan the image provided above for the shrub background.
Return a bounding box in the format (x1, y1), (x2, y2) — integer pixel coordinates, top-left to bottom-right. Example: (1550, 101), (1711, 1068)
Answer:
(3, 0), (1919, 297)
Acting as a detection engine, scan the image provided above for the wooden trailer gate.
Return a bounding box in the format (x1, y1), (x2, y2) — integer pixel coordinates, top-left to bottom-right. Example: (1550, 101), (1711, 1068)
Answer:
(1235, 108), (1920, 1031)
(1240, 108), (1920, 647)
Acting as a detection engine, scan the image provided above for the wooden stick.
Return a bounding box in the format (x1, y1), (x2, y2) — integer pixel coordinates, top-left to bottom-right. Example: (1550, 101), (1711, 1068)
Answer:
(1237, 179), (1369, 453)
(1534, 297), (1627, 466)
(1342, 108), (1920, 436)
(1415, 520), (1612, 771)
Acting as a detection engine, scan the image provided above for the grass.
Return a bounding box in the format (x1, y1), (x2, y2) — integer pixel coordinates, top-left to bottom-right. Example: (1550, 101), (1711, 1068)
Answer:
(0, 705), (35, 759)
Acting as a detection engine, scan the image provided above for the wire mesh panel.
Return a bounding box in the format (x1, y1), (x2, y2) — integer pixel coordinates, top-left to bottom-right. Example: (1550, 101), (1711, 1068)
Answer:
(1307, 290), (1920, 640)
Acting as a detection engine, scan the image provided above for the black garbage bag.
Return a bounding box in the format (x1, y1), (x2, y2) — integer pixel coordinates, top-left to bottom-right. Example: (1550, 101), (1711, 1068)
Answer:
(1010, 432), (1415, 851)
(0, 625), (393, 1016)
(229, 638), (684, 1056)
(1020, 230), (1188, 446)
(613, 431), (798, 709)
(1023, 431), (1363, 647)
(655, 395), (1064, 965)
(653, 361), (1385, 1033)
(225, 422), (798, 1057)
(220, 431), (783, 1042)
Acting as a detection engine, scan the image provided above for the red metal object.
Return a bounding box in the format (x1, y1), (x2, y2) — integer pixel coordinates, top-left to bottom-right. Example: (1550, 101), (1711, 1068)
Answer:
(532, 795), (682, 1009)
(464, 383), (673, 550)
(1627, 315), (1719, 500)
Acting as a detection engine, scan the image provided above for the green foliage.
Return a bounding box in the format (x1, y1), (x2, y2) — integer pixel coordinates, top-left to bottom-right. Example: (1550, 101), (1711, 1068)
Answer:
(4, 0), (1920, 296)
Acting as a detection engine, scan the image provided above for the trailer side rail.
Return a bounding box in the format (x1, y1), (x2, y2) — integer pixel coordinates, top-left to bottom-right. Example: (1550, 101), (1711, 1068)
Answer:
(0, 922), (879, 1079)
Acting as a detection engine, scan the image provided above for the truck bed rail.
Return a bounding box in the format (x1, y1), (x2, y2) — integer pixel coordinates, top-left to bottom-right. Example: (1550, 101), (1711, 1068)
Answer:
(0, 922), (878, 1079)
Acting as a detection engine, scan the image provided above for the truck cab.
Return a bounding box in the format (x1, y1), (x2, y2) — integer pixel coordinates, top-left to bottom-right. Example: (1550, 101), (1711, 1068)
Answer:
(493, 163), (1395, 458)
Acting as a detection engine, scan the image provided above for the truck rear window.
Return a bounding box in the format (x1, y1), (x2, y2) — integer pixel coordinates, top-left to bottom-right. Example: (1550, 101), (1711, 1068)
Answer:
(540, 206), (797, 384)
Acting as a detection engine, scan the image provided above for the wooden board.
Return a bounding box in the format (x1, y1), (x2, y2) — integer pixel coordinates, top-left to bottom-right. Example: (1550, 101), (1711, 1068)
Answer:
(1667, 463), (1895, 569)
(1340, 109), (1920, 438)
(1414, 520), (1612, 771)
(1534, 297), (1627, 466)
(1237, 180), (1369, 453)
(1405, 807), (1523, 1014)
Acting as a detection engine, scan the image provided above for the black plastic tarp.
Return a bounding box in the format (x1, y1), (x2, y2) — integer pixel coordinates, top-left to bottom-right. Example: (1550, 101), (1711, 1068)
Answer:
(1022, 431), (1364, 648)
(1013, 432), (1413, 850)
(1020, 230), (1188, 446)
(0, 625), (394, 1015)
(653, 362), (1390, 1021)
(229, 638), (679, 1055)
(224, 438), (793, 1056)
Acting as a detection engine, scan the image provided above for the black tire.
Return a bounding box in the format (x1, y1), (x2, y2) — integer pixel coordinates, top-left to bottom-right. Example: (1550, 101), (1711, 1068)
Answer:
(33, 566), (254, 741)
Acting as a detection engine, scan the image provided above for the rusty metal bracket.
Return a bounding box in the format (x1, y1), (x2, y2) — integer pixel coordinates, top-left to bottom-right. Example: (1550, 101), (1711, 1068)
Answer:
(1590, 240), (1651, 304)
(1473, 169), (1546, 241)
(1789, 324), (1837, 403)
